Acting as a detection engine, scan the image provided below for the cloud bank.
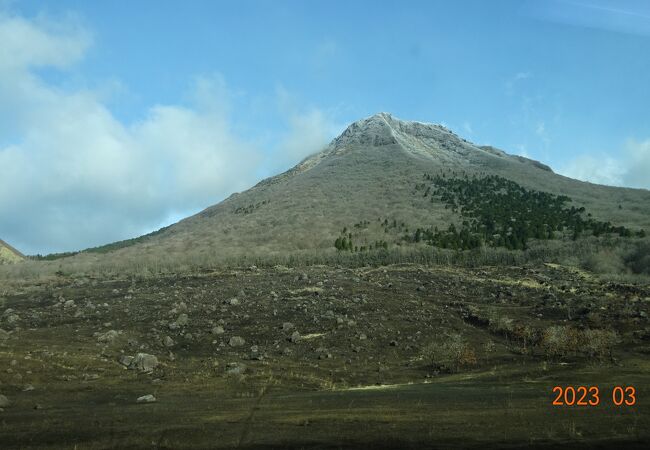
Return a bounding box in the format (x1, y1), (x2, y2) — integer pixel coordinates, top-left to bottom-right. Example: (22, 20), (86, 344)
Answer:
(559, 139), (650, 189)
(0, 12), (338, 255)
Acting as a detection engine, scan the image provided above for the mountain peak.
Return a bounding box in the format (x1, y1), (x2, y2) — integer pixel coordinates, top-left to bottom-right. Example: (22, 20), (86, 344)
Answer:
(323, 112), (475, 167)
(332, 112), (459, 149)
(330, 112), (399, 149)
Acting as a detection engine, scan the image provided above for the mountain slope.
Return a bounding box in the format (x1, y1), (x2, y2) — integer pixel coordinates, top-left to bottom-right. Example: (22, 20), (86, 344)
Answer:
(88, 113), (650, 261)
(0, 239), (24, 264)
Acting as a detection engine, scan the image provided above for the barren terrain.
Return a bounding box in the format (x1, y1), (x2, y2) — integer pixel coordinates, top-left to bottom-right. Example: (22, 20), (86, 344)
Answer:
(1, 262), (648, 448)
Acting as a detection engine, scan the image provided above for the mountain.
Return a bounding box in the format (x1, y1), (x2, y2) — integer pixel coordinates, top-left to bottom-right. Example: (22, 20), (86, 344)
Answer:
(0, 239), (24, 264)
(84, 113), (650, 262)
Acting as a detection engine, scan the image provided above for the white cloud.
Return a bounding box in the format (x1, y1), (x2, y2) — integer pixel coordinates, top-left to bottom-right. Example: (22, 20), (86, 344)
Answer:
(278, 109), (340, 161)
(0, 11), (339, 254)
(0, 12), (91, 71)
(558, 139), (650, 189)
(274, 86), (344, 162)
(622, 138), (650, 189)
(559, 154), (626, 186)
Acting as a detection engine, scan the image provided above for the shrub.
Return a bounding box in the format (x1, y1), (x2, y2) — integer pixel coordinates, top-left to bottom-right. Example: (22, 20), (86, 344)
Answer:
(582, 329), (619, 362)
(422, 333), (477, 372)
(581, 249), (626, 275)
(512, 324), (538, 353)
(487, 311), (515, 340)
(624, 241), (650, 275)
(541, 325), (579, 360)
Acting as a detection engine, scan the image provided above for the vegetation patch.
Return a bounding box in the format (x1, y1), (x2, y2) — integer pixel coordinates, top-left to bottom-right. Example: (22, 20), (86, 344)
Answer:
(412, 173), (645, 250)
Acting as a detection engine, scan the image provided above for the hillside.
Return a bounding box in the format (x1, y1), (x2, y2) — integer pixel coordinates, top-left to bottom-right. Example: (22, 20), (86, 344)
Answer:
(81, 112), (647, 265)
(0, 239), (24, 264)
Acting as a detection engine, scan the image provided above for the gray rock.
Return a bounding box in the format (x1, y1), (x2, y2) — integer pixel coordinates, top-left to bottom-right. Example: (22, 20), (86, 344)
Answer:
(0, 394), (10, 407)
(97, 330), (119, 343)
(227, 298), (240, 306)
(137, 394), (157, 403)
(290, 331), (301, 343)
(129, 353), (159, 373)
(176, 313), (189, 326)
(163, 336), (174, 347)
(281, 322), (294, 331)
(6, 314), (19, 325)
(63, 300), (76, 308)
(226, 362), (246, 375)
(229, 336), (245, 347)
(211, 326), (224, 335)
(0, 329), (9, 340)
(118, 355), (134, 367)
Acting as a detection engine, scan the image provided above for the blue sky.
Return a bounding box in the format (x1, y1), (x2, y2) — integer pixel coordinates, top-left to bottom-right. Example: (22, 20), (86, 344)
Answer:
(1, 0), (649, 254)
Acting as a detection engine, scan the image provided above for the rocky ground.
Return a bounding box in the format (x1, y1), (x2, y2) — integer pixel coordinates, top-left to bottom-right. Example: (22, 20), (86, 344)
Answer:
(0, 263), (649, 448)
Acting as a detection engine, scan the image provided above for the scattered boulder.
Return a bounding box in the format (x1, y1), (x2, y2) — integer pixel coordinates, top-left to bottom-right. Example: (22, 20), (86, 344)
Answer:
(229, 336), (246, 347)
(118, 355), (134, 367)
(226, 362), (246, 375)
(176, 313), (189, 327)
(162, 336), (174, 347)
(97, 330), (119, 343)
(289, 331), (301, 343)
(137, 394), (157, 403)
(63, 300), (76, 308)
(281, 322), (294, 331)
(211, 326), (224, 335)
(6, 314), (19, 325)
(129, 353), (159, 373)
(0, 394), (10, 407)
(0, 329), (9, 340)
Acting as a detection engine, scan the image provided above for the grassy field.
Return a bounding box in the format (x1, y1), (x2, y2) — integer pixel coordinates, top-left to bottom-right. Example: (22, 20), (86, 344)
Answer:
(1, 262), (648, 448)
